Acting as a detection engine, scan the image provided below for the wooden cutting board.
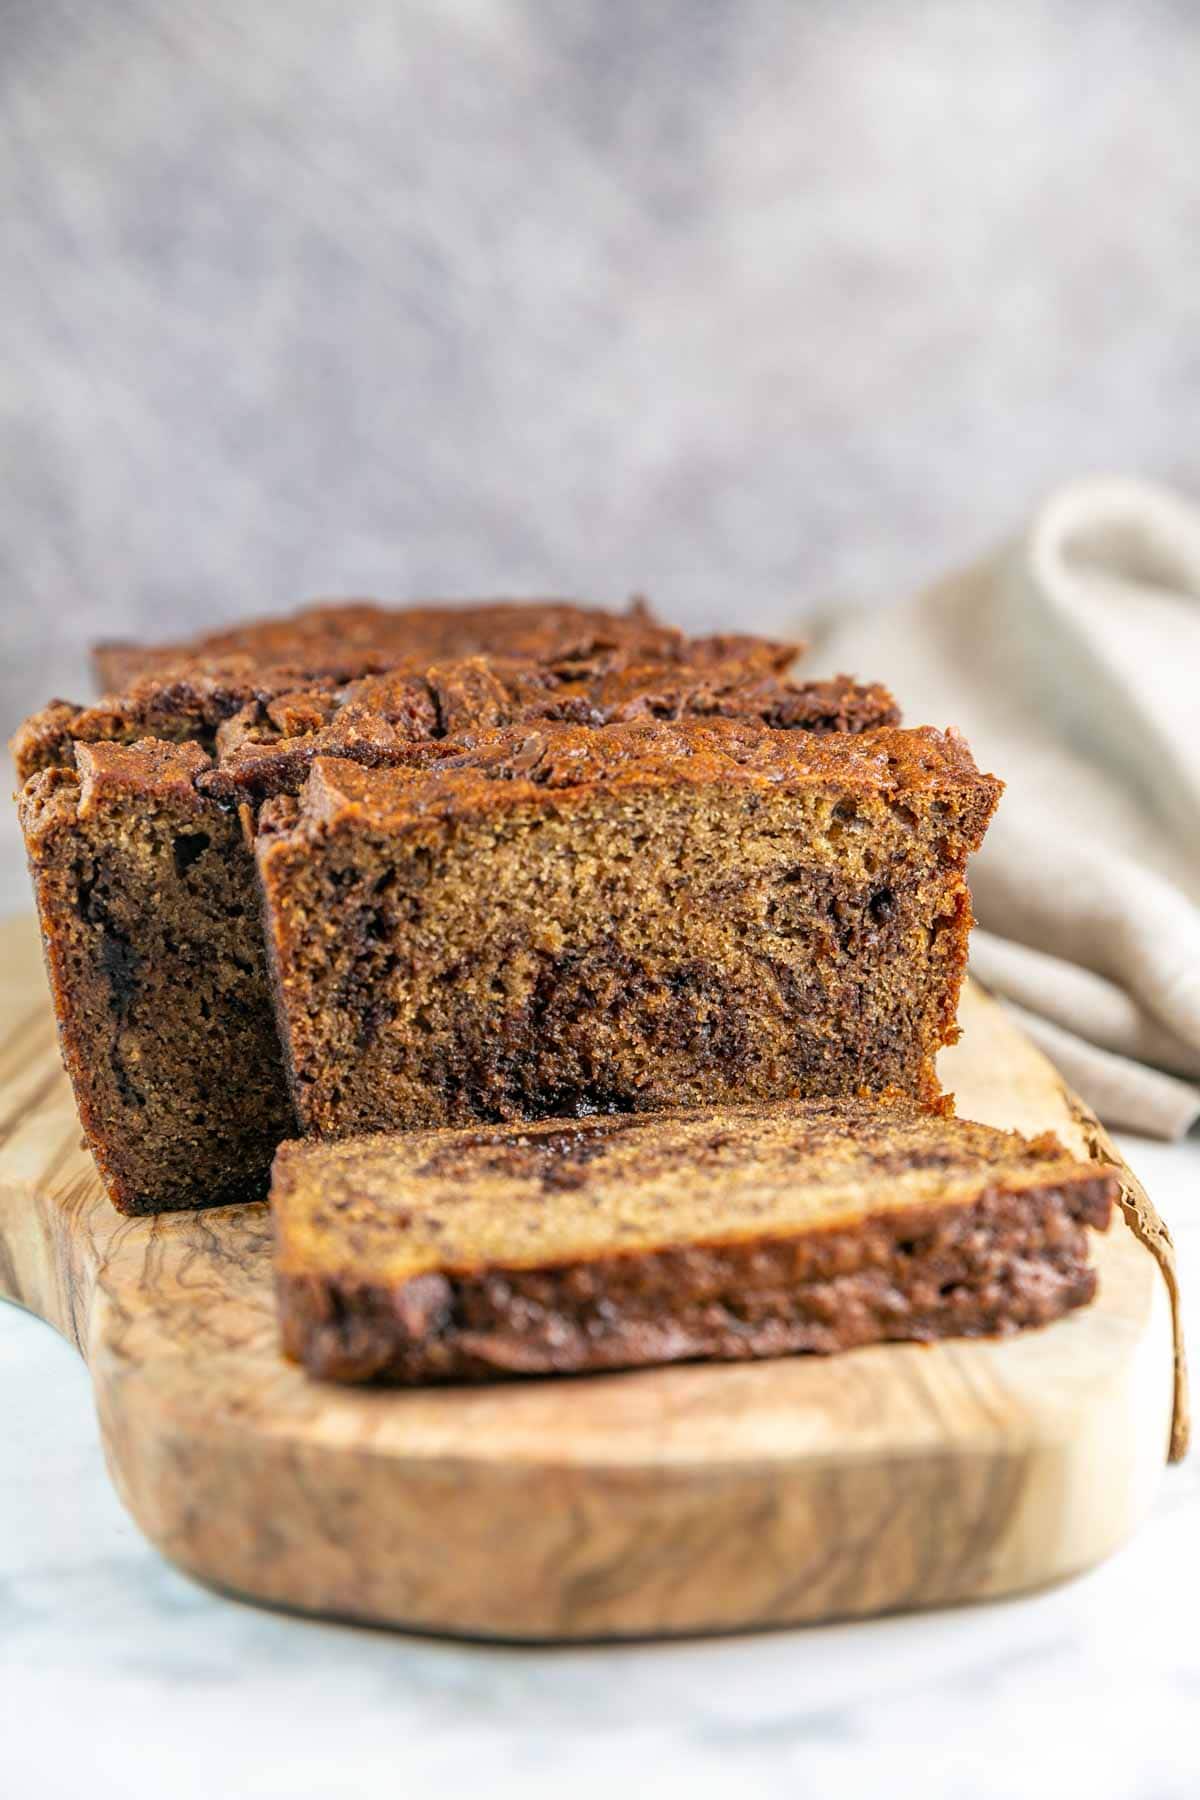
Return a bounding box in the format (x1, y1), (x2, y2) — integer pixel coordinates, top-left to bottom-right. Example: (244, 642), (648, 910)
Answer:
(0, 913), (1182, 1640)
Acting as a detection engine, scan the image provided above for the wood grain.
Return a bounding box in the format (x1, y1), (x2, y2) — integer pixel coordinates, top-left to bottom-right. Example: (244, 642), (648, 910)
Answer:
(0, 914), (1180, 1640)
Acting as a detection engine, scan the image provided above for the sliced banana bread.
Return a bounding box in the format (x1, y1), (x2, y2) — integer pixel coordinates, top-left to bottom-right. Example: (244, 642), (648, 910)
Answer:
(271, 1099), (1115, 1383)
(257, 719), (1001, 1142)
(19, 741), (295, 1211)
(15, 614), (877, 1216)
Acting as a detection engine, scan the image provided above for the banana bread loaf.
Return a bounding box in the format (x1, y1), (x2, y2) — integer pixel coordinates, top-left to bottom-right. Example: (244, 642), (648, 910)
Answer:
(257, 719), (1001, 1142)
(15, 613), (884, 1215)
(271, 1099), (1114, 1383)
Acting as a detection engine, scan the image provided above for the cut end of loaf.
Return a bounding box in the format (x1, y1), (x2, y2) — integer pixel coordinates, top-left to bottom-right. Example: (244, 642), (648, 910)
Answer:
(257, 719), (1000, 1142)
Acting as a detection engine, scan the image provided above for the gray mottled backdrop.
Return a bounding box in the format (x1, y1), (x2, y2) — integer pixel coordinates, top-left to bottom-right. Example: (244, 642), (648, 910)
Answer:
(4, 0), (1200, 735)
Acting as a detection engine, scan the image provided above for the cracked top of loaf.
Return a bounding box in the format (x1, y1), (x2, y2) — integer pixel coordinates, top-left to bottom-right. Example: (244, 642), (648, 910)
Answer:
(89, 595), (795, 698)
(262, 717), (1001, 848)
(13, 599), (804, 783)
(201, 658), (898, 801)
(15, 740), (216, 845)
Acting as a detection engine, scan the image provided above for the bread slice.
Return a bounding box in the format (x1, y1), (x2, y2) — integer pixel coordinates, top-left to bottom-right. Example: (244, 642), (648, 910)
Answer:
(19, 741), (294, 1212)
(256, 719), (1001, 1140)
(271, 1099), (1116, 1383)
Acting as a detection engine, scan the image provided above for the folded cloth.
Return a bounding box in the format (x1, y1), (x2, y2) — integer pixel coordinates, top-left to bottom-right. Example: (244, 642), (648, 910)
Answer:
(809, 476), (1200, 1140)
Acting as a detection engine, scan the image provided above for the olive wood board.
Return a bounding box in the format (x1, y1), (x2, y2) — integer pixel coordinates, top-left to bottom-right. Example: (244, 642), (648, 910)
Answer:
(0, 912), (1183, 1641)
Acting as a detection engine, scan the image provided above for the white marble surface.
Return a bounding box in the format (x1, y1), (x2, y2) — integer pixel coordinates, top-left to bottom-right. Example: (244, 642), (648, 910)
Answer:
(1, 1071), (1196, 1799)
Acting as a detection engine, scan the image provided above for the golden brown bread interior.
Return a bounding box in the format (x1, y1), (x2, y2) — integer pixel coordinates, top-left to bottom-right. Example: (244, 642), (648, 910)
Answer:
(271, 1098), (1115, 1383)
(257, 718), (1002, 1142)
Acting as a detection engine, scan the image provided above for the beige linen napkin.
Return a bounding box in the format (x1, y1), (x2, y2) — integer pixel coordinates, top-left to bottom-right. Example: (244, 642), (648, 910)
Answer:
(810, 476), (1200, 1140)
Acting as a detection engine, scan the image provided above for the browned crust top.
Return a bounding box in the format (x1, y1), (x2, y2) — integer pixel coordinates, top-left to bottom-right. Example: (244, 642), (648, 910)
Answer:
(273, 719), (1001, 842)
(17, 738), (217, 839)
(200, 660), (897, 803)
(89, 595), (799, 701)
(15, 602), (804, 784)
